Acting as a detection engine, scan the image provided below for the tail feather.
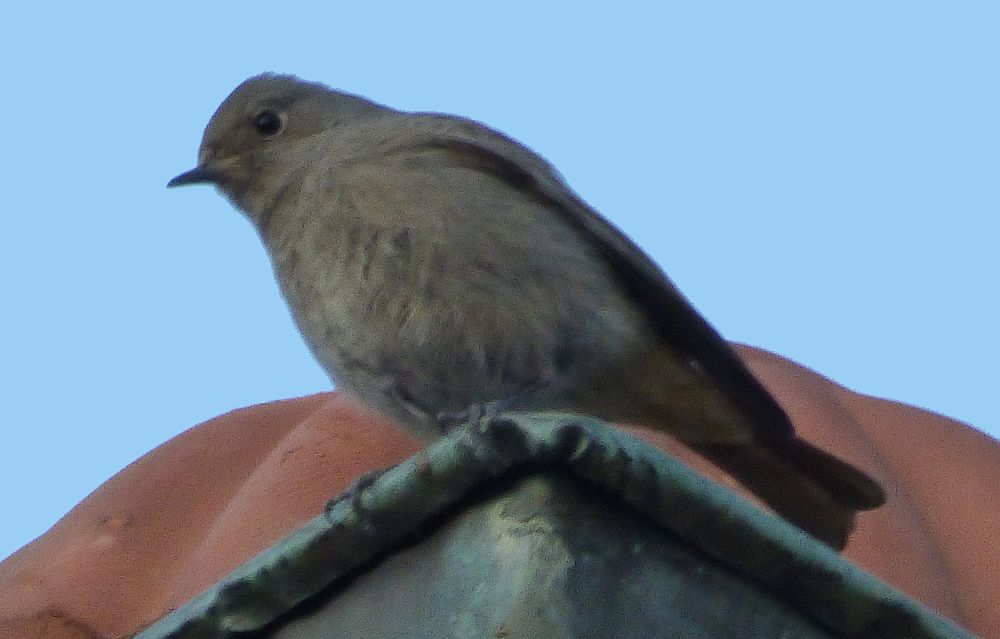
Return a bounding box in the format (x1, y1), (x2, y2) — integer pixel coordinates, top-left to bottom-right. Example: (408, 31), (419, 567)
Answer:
(778, 437), (886, 510)
(691, 438), (885, 549)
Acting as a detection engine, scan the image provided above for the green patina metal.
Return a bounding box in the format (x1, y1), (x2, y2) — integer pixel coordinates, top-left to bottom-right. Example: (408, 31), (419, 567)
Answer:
(134, 413), (977, 639)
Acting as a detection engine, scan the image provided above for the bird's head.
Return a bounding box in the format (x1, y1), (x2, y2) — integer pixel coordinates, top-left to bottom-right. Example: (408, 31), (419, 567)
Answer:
(168, 73), (381, 222)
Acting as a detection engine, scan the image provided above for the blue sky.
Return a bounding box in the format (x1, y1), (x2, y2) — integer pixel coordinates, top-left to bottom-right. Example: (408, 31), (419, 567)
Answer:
(1, 3), (996, 561)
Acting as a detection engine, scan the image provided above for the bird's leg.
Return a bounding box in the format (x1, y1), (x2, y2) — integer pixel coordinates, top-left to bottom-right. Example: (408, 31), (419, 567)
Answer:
(436, 376), (553, 434)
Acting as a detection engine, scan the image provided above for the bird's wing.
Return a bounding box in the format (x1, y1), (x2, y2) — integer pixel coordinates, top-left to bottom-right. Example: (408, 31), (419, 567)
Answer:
(382, 119), (794, 443)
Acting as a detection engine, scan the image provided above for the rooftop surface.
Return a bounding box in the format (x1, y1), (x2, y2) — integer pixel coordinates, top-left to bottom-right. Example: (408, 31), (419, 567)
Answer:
(135, 412), (977, 638)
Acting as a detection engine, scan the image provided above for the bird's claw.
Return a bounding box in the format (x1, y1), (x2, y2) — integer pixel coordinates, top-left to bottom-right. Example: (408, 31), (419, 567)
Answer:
(436, 400), (504, 433)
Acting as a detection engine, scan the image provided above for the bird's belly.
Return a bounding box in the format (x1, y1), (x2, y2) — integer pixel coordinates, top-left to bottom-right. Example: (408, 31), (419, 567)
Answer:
(314, 295), (584, 424)
(270, 218), (651, 439)
(290, 278), (642, 437)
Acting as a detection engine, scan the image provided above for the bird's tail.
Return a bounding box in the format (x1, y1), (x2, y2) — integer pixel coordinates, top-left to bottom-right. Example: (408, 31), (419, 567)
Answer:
(690, 437), (886, 549)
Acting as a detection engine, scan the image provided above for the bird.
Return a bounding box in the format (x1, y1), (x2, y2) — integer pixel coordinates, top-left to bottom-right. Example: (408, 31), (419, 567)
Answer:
(168, 73), (885, 548)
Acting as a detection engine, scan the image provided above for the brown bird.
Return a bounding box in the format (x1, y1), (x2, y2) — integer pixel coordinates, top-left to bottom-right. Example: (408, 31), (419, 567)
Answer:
(169, 74), (885, 548)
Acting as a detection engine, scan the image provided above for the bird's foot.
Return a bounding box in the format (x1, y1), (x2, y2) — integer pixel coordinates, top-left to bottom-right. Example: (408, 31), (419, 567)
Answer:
(435, 377), (552, 434)
(436, 399), (505, 433)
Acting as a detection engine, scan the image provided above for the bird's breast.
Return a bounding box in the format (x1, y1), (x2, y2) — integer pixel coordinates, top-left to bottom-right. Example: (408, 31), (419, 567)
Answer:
(265, 202), (652, 425)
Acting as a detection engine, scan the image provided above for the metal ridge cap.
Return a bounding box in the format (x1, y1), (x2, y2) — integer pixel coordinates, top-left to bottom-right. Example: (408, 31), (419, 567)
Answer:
(134, 412), (978, 639)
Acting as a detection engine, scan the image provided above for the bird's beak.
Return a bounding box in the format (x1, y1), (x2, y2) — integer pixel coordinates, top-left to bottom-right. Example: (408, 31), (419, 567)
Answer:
(167, 164), (219, 188)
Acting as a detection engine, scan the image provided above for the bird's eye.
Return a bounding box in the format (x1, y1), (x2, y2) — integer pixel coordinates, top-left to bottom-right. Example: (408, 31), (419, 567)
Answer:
(253, 110), (284, 136)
